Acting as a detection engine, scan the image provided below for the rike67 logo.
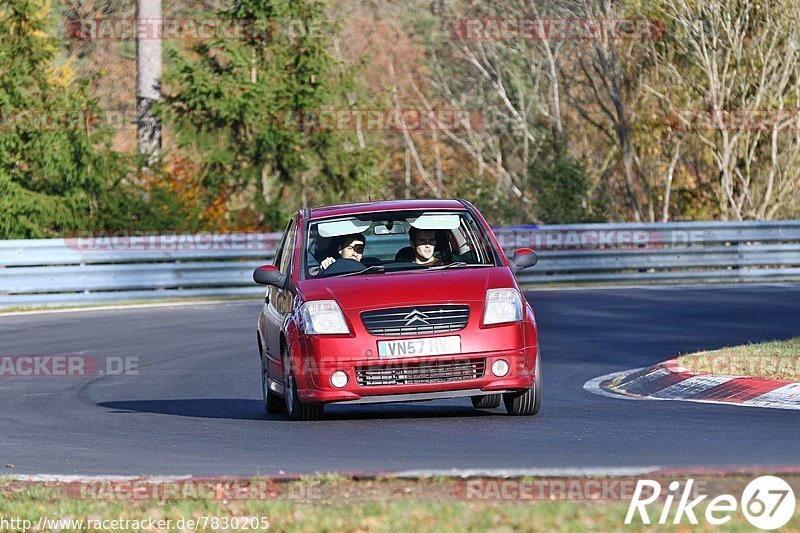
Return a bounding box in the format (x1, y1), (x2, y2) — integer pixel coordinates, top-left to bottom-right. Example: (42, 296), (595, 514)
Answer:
(626, 476), (796, 530)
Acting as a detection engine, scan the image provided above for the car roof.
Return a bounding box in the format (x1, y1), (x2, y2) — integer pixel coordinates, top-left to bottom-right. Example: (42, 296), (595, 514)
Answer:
(307, 199), (468, 220)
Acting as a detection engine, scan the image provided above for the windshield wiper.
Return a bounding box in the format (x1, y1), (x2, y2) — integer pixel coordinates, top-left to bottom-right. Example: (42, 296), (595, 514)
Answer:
(339, 265), (386, 277)
(429, 261), (467, 270)
(429, 262), (493, 270)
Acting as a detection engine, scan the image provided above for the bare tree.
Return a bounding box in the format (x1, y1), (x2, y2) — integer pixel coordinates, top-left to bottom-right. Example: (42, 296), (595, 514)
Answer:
(422, 0), (578, 213)
(560, 0), (661, 222)
(654, 0), (800, 220)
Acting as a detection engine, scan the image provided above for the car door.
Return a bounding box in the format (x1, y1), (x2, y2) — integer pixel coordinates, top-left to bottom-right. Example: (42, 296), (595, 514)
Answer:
(264, 218), (297, 375)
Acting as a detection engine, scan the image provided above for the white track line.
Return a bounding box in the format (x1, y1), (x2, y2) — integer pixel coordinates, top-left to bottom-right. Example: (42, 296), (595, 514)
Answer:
(5, 475), (195, 483)
(392, 467), (663, 478)
(0, 299), (253, 318)
(7, 468), (664, 482)
(582, 369), (644, 401)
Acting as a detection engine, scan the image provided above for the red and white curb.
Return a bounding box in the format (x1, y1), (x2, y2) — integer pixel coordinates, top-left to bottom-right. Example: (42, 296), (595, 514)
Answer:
(584, 359), (800, 410)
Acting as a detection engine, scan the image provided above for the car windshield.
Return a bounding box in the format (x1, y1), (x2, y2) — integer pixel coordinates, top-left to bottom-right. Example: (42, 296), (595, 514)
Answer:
(305, 210), (498, 278)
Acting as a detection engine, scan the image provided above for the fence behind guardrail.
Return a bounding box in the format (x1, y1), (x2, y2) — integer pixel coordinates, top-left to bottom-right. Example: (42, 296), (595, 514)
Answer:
(1, 221), (799, 309)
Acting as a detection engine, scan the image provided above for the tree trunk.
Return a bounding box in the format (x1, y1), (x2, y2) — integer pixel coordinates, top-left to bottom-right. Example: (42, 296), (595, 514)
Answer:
(136, 0), (162, 170)
(620, 138), (642, 222)
(662, 143), (680, 222)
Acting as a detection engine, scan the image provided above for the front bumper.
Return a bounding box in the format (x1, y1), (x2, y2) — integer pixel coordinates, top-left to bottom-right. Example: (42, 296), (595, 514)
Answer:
(292, 347), (538, 404)
(325, 389), (505, 405)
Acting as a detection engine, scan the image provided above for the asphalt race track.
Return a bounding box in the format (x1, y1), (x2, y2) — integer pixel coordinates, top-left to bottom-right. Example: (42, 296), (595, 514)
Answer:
(1, 285), (799, 476)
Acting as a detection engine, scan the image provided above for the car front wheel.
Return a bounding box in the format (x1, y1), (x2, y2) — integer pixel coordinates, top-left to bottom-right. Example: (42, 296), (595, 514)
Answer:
(503, 351), (541, 416)
(283, 352), (324, 421)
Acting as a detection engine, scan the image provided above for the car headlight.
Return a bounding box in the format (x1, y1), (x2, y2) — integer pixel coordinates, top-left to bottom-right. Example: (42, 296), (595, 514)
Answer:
(300, 300), (350, 335)
(483, 288), (523, 325)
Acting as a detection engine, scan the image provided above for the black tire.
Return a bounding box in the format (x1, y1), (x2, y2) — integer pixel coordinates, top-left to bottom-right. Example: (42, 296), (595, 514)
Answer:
(283, 352), (324, 421)
(503, 352), (542, 416)
(471, 394), (501, 409)
(261, 354), (285, 414)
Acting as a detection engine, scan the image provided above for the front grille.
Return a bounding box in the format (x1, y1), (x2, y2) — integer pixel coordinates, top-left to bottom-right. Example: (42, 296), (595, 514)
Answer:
(356, 359), (486, 386)
(361, 305), (470, 336)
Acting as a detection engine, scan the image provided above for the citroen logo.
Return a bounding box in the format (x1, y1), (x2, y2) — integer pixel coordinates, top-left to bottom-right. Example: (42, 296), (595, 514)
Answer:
(403, 309), (430, 327)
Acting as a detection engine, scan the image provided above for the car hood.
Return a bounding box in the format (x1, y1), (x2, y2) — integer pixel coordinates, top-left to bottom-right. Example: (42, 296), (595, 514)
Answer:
(297, 267), (517, 311)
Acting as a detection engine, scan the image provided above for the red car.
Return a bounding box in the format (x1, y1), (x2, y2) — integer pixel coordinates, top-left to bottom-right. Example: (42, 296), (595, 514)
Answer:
(253, 199), (540, 420)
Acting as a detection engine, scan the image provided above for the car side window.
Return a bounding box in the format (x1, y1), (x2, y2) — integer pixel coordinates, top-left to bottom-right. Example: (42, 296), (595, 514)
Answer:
(278, 220), (297, 275)
(272, 220), (291, 269)
(461, 216), (491, 264)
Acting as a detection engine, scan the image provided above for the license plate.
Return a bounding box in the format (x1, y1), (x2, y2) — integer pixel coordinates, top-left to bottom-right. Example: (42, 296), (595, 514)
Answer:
(378, 336), (461, 359)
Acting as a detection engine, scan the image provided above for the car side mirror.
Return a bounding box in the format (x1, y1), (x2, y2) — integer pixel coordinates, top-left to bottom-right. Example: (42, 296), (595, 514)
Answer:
(253, 265), (286, 288)
(509, 248), (538, 274)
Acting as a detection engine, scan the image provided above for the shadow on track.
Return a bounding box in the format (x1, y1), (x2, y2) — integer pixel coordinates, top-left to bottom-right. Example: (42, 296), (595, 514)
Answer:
(97, 399), (500, 421)
(98, 399), (264, 420)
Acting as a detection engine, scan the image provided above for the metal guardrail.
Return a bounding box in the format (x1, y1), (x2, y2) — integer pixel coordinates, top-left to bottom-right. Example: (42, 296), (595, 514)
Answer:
(0, 234), (278, 308)
(1, 221), (799, 308)
(497, 221), (800, 285)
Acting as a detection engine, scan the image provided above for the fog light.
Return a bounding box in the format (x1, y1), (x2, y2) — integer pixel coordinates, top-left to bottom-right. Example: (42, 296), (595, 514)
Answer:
(491, 359), (509, 377)
(330, 370), (348, 388)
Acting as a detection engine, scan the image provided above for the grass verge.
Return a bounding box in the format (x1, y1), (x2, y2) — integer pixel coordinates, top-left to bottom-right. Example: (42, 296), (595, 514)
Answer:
(678, 336), (800, 380)
(1, 476), (799, 532)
